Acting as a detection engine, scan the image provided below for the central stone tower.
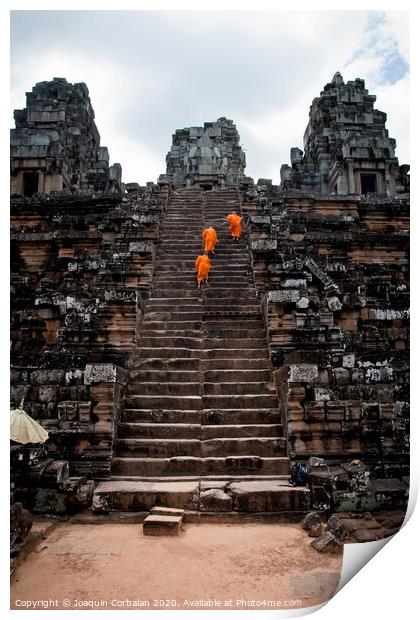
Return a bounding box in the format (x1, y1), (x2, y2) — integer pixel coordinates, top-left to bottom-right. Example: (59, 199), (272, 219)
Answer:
(163, 117), (246, 190)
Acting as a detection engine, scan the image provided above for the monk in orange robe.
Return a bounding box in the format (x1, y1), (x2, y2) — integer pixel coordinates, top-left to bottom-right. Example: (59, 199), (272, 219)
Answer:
(202, 226), (218, 256)
(195, 253), (211, 288)
(227, 213), (242, 241)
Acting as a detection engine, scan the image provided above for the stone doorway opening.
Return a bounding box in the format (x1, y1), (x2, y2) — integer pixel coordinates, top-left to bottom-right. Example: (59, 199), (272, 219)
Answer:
(23, 171), (40, 197)
(360, 173), (377, 195)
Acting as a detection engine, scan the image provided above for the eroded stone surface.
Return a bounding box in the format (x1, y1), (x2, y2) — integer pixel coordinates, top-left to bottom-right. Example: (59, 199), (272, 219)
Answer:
(199, 489), (233, 512)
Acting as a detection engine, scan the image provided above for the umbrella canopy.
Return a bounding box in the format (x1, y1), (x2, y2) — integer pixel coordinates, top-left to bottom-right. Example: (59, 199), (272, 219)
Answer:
(10, 408), (49, 445)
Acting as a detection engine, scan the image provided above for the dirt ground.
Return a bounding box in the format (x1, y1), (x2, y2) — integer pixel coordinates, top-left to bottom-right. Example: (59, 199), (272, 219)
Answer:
(11, 522), (343, 611)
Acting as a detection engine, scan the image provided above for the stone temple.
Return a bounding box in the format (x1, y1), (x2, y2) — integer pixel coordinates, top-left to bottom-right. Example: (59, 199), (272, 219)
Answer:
(10, 73), (409, 538)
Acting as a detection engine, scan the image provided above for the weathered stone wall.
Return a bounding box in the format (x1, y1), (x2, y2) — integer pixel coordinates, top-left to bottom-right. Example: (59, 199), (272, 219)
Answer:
(10, 186), (168, 477)
(246, 185), (409, 478)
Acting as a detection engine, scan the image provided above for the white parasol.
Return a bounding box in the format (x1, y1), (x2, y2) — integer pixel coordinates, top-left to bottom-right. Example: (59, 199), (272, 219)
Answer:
(10, 404), (49, 445)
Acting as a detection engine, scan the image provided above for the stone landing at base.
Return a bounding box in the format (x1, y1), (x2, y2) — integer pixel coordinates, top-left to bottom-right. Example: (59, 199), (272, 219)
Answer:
(92, 479), (310, 515)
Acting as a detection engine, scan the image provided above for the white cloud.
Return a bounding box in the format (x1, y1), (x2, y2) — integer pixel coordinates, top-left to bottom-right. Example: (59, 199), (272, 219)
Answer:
(375, 75), (410, 164)
(384, 11), (410, 62)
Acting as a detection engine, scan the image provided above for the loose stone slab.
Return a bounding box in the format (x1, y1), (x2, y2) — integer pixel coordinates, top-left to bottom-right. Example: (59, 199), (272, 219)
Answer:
(301, 511), (324, 537)
(150, 506), (184, 517)
(143, 514), (182, 536)
(310, 531), (343, 554)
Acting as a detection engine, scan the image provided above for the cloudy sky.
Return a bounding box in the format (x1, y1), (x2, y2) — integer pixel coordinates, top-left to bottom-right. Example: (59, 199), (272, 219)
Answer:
(10, 10), (409, 184)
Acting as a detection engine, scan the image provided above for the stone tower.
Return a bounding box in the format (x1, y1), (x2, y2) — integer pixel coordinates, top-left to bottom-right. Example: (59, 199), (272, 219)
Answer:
(163, 117), (246, 189)
(10, 77), (122, 196)
(280, 72), (409, 197)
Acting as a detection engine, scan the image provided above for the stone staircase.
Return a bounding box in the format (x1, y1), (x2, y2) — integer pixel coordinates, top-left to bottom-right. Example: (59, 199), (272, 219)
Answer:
(93, 188), (309, 516)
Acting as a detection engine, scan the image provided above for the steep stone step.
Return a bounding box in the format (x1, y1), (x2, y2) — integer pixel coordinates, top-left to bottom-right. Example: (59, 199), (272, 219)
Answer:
(157, 250), (247, 257)
(201, 424), (283, 439)
(146, 294), (203, 302)
(203, 318), (263, 327)
(202, 358), (271, 370)
(153, 282), (251, 291)
(123, 408), (280, 425)
(203, 301), (261, 309)
(202, 382), (275, 395)
(127, 382), (201, 396)
(132, 358), (201, 370)
(147, 297), (203, 305)
(129, 370), (200, 383)
(134, 348), (202, 360)
(116, 437), (287, 458)
(202, 338), (267, 349)
(128, 369), (271, 382)
(116, 438), (201, 458)
(154, 268), (251, 276)
(154, 278), (251, 286)
(157, 261), (249, 268)
(125, 394), (202, 409)
(158, 242), (247, 250)
(203, 329), (266, 339)
(126, 387), (278, 409)
(204, 287), (256, 296)
(202, 349), (269, 360)
(118, 422), (282, 440)
(203, 321), (265, 341)
(145, 305), (204, 313)
(160, 225), (204, 229)
(111, 456), (290, 477)
(148, 295), (260, 305)
(203, 370), (272, 382)
(118, 422), (201, 439)
(140, 329), (202, 338)
(201, 437), (287, 457)
(202, 409), (281, 424)
(143, 312), (203, 321)
(202, 394), (278, 409)
(203, 307), (263, 315)
(140, 327), (266, 339)
(203, 296), (260, 303)
(137, 337), (266, 350)
(141, 321), (202, 330)
(139, 337), (201, 348)
(123, 409), (202, 424)
(134, 348), (270, 362)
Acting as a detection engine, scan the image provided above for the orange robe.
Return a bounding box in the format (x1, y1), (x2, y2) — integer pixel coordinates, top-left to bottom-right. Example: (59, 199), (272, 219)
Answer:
(227, 213), (242, 238)
(195, 254), (211, 284)
(202, 227), (218, 253)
